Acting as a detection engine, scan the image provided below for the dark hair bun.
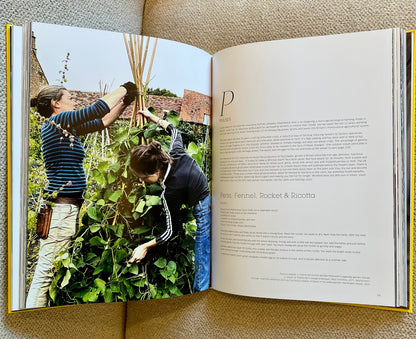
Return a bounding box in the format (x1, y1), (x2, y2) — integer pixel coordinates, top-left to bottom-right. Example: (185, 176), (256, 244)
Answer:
(30, 97), (38, 108)
(148, 141), (162, 154)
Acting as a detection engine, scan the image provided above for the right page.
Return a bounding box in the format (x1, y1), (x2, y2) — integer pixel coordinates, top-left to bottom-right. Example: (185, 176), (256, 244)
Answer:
(211, 29), (407, 308)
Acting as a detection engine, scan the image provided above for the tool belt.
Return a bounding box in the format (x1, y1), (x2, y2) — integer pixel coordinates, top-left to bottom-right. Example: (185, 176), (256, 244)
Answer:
(36, 204), (53, 239)
(36, 197), (83, 239)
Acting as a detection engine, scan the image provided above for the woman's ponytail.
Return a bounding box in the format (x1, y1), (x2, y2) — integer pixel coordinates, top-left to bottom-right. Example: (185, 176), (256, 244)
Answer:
(30, 97), (38, 108)
(31, 85), (66, 118)
(148, 141), (163, 154)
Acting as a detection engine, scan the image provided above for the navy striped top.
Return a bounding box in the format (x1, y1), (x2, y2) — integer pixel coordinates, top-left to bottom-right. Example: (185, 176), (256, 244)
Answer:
(41, 99), (110, 197)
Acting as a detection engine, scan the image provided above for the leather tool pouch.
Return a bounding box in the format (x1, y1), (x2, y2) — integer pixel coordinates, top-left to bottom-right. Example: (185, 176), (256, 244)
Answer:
(36, 204), (53, 239)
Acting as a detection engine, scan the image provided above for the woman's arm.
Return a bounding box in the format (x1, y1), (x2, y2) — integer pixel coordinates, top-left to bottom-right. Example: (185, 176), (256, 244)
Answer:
(138, 108), (170, 130)
(74, 100), (128, 135)
(101, 82), (138, 127)
(76, 83), (137, 132)
(97, 82), (137, 126)
(102, 101), (127, 127)
(56, 82), (136, 131)
(100, 86), (127, 110)
(129, 238), (157, 263)
(128, 191), (177, 263)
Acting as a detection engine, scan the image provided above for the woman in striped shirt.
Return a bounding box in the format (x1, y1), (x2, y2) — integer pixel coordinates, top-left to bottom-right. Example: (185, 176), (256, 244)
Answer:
(26, 82), (137, 308)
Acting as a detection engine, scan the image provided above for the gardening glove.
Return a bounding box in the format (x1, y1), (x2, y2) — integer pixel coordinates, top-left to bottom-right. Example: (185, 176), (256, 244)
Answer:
(121, 81), (138, 106)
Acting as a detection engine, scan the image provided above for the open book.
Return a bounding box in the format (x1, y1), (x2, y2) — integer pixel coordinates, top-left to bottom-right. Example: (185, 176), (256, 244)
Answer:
(7, 22), (414, 313)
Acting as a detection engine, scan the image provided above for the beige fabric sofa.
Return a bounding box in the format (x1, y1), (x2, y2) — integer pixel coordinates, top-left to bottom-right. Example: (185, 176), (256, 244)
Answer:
(2, 1), (416, 338)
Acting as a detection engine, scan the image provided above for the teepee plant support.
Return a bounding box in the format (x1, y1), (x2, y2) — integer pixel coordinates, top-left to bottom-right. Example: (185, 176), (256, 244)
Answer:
(123, 33), (158, 130)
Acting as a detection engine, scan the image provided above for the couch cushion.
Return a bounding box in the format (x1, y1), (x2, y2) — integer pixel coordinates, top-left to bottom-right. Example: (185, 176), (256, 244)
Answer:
(143, 0), (416, 53)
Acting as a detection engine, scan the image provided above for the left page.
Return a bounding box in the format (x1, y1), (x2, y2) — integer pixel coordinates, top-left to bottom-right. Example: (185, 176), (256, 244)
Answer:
(7, 22), (212, 312)
(7, 24), (25, 312)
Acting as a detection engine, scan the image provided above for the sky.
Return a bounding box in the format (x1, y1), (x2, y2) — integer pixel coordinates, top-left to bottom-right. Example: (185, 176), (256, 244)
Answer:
(32, 22), (212, 96)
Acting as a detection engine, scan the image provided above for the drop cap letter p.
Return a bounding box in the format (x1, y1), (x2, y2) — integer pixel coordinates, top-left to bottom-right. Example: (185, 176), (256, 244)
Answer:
(221, 90), (234, 116)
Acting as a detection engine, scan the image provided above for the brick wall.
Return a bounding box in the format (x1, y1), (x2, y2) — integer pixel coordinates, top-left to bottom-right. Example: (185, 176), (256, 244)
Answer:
(69, 90), (211, 124)
(180, 89), (211, 125)
(70, 90), (101, 108)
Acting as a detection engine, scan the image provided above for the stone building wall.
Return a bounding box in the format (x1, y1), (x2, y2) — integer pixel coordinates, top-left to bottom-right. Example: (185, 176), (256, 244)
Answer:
(30, 32), (48, 98)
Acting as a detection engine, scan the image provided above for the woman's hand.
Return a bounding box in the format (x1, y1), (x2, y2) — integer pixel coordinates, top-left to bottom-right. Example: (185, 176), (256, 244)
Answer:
(129, 238), (157, 263)
(129, 244), (149, 263)
(120, 82), (138, 106)
(138, 108), (152, 119)
(138, 108), (169, 130)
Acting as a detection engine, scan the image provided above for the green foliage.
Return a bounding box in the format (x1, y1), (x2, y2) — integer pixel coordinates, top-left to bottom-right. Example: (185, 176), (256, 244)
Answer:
(26, 110), (48, 290)
(177, 120), (208, 146)
(146, 87), (178, 97)
(57, 52), (71, 85)
(42, 110), (210, 306)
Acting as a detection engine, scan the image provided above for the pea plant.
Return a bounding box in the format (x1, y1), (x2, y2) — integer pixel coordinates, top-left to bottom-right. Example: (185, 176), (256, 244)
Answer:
(45, 110), (210, 305)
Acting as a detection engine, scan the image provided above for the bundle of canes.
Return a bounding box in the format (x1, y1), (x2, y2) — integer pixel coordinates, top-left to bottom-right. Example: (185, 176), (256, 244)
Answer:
(123, 33), (158, 137)
(108, 35), (157, 226)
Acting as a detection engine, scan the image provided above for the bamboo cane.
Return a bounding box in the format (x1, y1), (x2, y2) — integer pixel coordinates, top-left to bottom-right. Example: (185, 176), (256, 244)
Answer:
(140, 38), (158, 133)
(123, 34), (158, 131)
(123, 35), (138, 127)
(123, 35), (135, 81)
(138, 35), (143, 80)
(146, 39), (158, 87)
(141, 37), (150, 73)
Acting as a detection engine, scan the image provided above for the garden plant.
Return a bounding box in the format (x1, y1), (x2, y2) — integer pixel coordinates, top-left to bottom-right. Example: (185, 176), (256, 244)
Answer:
(27, 107), (210, 306)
